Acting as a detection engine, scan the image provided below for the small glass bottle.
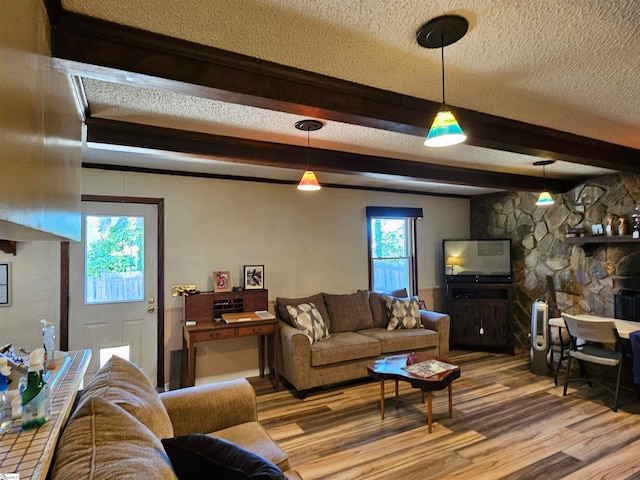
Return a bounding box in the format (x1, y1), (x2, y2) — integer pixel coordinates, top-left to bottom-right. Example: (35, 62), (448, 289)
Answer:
(634, 205), (640, 239)
(0, 371), (12, 434)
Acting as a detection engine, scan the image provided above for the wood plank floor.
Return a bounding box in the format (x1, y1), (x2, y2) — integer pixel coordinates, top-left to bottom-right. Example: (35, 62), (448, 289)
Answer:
(249, 350), (640, 480)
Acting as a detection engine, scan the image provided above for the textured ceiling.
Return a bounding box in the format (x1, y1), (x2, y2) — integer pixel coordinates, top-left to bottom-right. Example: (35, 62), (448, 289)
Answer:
(61, 0), (639, 195)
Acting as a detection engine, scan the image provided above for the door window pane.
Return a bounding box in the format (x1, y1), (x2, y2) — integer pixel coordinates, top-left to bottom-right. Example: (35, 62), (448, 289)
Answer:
(85, 215), (144, 304)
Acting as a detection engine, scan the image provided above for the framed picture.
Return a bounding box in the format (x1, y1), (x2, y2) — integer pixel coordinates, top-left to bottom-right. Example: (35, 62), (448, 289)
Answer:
(0, 263), (9, 307)
(213, 271), (232, 292)
(591, 224), (604, 236)
(243, 265), (264, 290)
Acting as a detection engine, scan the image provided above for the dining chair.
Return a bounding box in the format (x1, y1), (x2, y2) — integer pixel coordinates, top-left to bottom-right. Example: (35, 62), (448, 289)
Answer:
(562, 313), (624, 412)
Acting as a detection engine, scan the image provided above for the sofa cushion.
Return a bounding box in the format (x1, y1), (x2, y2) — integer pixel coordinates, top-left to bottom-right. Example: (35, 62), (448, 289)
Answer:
(323, 290), (374, 333)
(215, 421), (290, 471)
(369, 288), (408, 328)
(78, 355), (174, 440)
(357, 328), (439, 354)
(276, 293), (331, 330)
(51, 396), (177, 480)
(310, 331), (381, 367)
(385, 295), (423, 331)
(162, 434), (285, 480)
(286, 303), (330, 344)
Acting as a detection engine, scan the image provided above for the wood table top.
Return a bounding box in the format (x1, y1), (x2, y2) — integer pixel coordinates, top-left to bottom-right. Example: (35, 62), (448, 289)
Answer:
(367, 352), (460, 390)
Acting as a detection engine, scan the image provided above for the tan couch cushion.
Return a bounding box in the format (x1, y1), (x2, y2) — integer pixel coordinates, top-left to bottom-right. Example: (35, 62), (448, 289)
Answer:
(357, 328), (439, 353)
(79, 355), (174, 440)
(323, 290), (373, 333)
(51, 396), (177, 480)
(276, 293), (331, 331)
(215, 421), (290, 472)
(310, 331), (381, 366)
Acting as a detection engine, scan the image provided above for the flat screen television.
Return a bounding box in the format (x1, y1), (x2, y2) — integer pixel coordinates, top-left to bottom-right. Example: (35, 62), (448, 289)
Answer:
(443, 238), (512, 284)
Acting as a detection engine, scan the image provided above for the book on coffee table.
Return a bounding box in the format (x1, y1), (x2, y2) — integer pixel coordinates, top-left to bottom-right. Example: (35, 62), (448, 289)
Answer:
(402, 359), (458, 378)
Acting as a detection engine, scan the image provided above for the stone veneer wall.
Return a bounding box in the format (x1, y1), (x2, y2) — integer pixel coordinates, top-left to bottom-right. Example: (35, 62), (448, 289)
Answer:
(470, 173), (640, 349)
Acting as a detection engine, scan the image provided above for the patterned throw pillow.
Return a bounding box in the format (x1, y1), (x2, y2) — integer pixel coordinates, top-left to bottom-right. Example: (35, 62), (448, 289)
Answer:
(286, 303), (331, 344)
(384, 295), (423, 331)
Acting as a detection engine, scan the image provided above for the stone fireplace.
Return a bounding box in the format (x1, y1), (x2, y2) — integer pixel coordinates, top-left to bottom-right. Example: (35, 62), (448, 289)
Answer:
(470, 173), (640, 349)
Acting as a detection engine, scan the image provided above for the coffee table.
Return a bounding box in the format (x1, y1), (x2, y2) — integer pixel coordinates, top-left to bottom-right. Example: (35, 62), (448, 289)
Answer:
(367, 352), (460, 433)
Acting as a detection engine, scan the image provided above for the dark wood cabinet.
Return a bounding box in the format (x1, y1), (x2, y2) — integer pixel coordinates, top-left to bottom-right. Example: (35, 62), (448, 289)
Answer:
(447, 283), (514, 354)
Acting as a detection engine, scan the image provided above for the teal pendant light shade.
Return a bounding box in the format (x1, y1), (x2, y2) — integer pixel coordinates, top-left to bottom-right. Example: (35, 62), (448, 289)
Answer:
(536, 191), (555, 206)
(534, 160), (555, 206)
(425, 107), (466, 147)
(417, 16), (468, 148)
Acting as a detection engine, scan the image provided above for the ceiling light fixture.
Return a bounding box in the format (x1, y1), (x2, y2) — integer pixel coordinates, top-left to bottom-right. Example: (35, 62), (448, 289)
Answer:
(417, 15), (468, 148)
(534, 160), (556, 206)
(295, 119), (323, 191)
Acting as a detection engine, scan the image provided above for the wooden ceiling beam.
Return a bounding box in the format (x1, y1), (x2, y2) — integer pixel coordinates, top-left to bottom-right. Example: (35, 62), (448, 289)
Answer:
(85, 118), (581, 193)
(46, 9), (640, 174)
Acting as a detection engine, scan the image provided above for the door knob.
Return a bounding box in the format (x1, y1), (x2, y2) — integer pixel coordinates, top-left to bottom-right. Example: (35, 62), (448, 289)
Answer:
(148, 305), (155, 313)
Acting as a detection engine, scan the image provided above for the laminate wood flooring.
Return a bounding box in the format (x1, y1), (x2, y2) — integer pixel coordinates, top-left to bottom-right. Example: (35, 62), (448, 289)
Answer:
(249, 350), (640, 480)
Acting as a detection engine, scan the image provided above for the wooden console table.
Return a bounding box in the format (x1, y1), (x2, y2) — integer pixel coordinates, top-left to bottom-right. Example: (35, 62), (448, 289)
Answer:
(0, 349), (91, 479)
(181, 290), (279, 388)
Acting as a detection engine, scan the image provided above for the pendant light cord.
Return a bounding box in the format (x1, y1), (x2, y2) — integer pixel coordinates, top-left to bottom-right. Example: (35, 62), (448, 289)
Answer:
(440, 34), (446, 105)
(306, 128), (311, 170)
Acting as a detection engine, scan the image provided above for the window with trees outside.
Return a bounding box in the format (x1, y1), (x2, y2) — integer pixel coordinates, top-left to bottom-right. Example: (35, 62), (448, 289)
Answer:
(85, 215), (144, 304)
(366, 207), (423, 296)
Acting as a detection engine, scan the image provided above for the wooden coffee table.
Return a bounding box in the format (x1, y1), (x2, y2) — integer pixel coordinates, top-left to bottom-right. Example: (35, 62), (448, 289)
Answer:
(367, 352), (460, 433)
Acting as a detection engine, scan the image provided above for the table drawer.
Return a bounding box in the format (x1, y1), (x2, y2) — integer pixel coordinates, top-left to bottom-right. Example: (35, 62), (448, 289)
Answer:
(191, 329), (236, 342)
(237, 324), (275, 336)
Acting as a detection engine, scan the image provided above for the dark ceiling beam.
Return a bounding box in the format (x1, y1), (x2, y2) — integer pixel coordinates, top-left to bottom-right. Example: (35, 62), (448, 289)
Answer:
(47, 9), (640, 174)
(85, 118), (580, 193)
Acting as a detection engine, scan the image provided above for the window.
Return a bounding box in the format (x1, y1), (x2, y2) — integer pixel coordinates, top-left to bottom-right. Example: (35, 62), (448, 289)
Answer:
(366, 207), (423, 295)
(85, 215), (145, 304)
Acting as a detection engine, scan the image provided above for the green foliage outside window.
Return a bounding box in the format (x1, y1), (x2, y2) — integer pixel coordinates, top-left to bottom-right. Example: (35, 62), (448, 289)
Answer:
(86, 216), (144, 277)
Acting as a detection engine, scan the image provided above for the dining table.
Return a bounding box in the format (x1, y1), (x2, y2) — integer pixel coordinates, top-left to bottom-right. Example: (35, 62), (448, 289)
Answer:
(549, 314), (640, 339)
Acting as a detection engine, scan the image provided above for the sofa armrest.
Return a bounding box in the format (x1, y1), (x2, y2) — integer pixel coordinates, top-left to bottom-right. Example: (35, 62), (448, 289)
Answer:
(420, 310), (450, 359)
(159, 378), (258, 436)
(279, 320), (315, 392)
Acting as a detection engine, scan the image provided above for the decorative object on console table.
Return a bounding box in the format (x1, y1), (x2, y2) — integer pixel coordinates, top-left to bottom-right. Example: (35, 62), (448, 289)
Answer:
(243, 265), (264, 290)
(213, 271), (231, 292)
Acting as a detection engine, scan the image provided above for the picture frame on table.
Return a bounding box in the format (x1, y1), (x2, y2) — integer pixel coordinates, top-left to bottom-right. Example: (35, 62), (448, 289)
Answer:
(213, 271), (232, 292)
(243, 265), (264, 290)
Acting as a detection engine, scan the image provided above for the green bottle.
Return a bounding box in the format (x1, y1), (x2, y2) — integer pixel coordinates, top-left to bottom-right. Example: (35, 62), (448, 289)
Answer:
(21, 348), (49, 430)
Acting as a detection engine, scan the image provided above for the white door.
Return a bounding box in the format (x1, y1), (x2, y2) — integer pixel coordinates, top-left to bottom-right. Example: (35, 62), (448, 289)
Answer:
(69, 201), (158, 384)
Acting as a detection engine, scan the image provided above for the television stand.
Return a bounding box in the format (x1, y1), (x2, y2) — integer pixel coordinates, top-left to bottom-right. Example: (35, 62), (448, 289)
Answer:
(446, 283), (514, 354)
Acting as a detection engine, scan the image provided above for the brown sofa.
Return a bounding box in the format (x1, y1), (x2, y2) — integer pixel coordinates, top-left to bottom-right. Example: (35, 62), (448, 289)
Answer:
(275, 290), (450, 397)
(51, 355), (300, 479)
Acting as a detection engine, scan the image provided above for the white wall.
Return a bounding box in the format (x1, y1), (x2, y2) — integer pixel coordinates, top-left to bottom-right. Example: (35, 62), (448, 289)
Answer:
(0, 167), (470, 386)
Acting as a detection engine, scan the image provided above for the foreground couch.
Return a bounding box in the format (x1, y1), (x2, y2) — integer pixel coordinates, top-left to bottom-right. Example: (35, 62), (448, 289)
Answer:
(276, 289), (450, 397)
(51, 355), (300, 479)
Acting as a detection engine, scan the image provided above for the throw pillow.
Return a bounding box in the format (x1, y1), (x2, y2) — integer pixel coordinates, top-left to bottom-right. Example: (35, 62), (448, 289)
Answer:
(385, 295), (423, 331)
(369, 289), (409, 328)
(162, 434), (285, 480)
(275, 293), (331, 331)
(286, 303), (330, 344)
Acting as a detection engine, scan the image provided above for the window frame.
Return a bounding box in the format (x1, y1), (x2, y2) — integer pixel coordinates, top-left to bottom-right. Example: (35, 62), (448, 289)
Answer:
(366, 206), (423, 296)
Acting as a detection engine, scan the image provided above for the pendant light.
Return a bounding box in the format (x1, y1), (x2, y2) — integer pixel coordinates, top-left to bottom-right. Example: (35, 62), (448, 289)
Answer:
(417, 15), (468, 147)
(534, 160), (555, 206)
(295, 119), (323, 191)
